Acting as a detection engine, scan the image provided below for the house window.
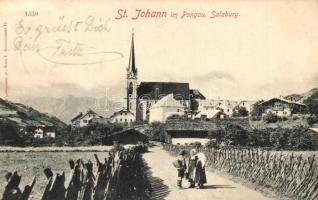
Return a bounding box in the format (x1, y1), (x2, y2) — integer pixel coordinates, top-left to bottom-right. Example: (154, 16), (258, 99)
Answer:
(120, 119), (122, 122)
(125, 112), (127, 116)
(227, 109), (230, 112)
(125, 119), (127, 122)
(83, 120), (88, 123)
(177, 109), (180, 112)
(130, 119), (132, 122)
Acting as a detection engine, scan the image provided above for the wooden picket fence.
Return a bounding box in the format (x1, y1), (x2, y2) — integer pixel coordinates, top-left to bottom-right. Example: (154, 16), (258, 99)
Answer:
(2, 145), (151, 200)
(163, 144), (318, 200)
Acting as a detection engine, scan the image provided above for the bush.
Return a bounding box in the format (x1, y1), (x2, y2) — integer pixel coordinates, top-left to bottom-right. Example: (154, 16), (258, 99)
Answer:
(111, 141), (125, 152)
(263, 113), (278, 123)
(281, 117), (288, 121)
(293, 116), (299, 120)
(193, 142), (202, 149)
(250, 116), (262, 121)
(307, 115), (318, 126)
(233, 106), (249, 117)
(205, 140), (219, 148)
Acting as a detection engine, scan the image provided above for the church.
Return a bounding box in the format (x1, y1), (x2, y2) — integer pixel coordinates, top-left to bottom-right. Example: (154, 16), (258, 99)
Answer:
(115, 32), (205, 124)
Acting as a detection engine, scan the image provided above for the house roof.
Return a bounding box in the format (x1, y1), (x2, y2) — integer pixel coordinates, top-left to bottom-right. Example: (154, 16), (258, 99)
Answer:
(195, 109), (221, 119)
(200, 99), (239, 109)
(71, 112), (83, 122)
(309, 128), (318, 133)
(110, 109), (135, 118)
(260, 98), (307, 107)
(81, 109), (103, 119)
(151, 94), (185, 109)
(190, 89), (206, 100)
(103, 129), (148, 144)
(166, 120), (219, 131)
(137, 82), (190, 100)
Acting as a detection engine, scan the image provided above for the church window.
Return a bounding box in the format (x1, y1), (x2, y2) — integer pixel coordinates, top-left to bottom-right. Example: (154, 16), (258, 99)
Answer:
(128, 82), (133, 96)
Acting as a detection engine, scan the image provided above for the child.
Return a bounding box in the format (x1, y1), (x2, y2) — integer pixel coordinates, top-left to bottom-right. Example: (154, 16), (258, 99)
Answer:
(173, 150), (187, 189)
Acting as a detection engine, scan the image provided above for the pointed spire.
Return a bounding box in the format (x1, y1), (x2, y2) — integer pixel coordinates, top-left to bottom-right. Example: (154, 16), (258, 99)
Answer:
(128, 29), (137, 76)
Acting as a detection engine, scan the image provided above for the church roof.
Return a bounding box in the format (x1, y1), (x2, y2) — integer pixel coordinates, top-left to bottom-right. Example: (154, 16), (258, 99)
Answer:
(151, 94), (185, 109)
(137, 82), (190, 100)
(190, 89), (206, 99)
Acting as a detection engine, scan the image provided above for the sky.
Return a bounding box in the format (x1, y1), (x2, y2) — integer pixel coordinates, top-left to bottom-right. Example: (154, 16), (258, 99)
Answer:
(1, 0), (318, 101)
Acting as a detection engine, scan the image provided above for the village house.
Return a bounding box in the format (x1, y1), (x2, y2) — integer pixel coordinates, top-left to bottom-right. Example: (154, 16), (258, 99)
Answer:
(33, 126), (56, 138)
(34, 127), (44, 138)
(148, 94), (186, 123)
(110, 109), (135, 125)
(196, 99), (240, 117)
(236, 100), (256, 113)
(260, 97), (307, 117)
(71, 109), (103, 128)
(44, 126), (56, 138)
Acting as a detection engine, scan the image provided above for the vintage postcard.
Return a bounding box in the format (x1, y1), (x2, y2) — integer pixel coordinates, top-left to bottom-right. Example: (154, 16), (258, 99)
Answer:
(0, 0), (318, 199)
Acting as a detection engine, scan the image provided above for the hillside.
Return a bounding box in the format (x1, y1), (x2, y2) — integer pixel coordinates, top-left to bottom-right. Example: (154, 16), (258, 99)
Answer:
(285, 87), (318, 117)
(0, 98), (66, 128)
(13, 95), (122, 123)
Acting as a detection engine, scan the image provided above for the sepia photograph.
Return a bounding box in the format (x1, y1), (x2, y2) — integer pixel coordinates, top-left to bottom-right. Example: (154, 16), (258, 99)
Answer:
(0, 0), (318, 199)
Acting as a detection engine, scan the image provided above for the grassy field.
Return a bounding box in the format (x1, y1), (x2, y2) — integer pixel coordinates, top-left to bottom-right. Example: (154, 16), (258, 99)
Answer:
(0, 151), (110, 199)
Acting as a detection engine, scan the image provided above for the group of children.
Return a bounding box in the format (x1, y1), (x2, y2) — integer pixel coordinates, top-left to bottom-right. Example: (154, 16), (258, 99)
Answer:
(174, 148), (207, 189)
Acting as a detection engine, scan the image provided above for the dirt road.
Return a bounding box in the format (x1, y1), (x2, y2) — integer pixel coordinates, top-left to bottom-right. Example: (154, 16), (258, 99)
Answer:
(143, 146), (273, 200)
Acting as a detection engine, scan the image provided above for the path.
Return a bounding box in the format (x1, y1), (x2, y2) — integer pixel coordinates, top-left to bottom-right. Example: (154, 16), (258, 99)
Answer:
(143, 146), (273, 200)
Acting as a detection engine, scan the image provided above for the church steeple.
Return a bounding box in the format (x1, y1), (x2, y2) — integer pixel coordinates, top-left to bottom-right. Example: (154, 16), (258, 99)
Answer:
(127, 29), (137, 77)
(126, 30), (138, 114)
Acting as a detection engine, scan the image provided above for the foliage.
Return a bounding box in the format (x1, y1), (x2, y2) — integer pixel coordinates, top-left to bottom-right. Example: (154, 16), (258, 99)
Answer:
(232, 106), (249, 117)
(145, 121), (166, 142)
(250, 100), (264, 116)
(306, 115), (318, 126)
(190, 99), (199, 113)
(69, 122), (124, 146)
(0, 119), (22, 146)
(205, 140), (219, 148)
(263, 112), (279, 123)
(166, 114), (187, 121)
(224, 124), (249, 146)
(303, 91), (318, 117)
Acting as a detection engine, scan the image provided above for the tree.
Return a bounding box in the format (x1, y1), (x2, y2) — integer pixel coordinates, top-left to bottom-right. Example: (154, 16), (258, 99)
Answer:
(190, 99), (199, 114)
(0, 120), (22, 145)
(303, 91), (318, 117)
(250, 100), (264, 117)
(224, 124), (249, 146)
(146, 121), (166, 142)
(233, 106), (249, 117)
